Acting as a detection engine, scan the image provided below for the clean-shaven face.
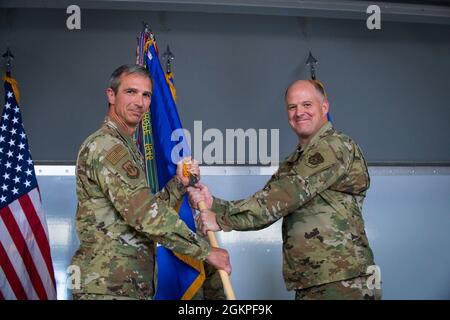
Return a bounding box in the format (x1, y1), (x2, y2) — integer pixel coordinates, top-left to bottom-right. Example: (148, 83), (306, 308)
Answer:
(285, 81), (329, 143)
(107, 73), (152, 130)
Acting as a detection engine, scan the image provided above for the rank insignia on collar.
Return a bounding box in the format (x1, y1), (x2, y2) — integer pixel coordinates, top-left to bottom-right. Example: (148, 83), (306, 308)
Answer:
(307, 152), (324, 166)
(122, 160), (140, 179)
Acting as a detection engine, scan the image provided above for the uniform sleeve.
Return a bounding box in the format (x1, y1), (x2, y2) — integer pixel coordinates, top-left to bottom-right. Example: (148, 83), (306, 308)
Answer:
(213, 139), (352, 231)
(158, 176), (188, 208)
(89, 142), (211, 260)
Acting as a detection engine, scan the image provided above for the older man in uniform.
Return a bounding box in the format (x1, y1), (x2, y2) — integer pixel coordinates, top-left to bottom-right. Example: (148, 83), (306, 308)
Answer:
(71, 64), (231, 300)
(189, 80), (381, 300)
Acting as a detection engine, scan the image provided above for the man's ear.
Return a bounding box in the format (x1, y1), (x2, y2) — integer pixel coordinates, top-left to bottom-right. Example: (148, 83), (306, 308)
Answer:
(106, 88), (115, 105)
(322, 98), (329, 115)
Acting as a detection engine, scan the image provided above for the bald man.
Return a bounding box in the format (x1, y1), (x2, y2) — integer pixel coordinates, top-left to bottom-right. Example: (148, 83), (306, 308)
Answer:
(189, 80), (381, 300)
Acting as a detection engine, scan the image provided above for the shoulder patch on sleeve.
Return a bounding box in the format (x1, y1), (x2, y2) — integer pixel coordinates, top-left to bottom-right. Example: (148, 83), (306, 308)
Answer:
(106, 144), (128, 165)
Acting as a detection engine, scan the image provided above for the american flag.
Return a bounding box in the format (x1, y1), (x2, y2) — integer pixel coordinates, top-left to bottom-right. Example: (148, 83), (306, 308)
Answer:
(0, 77), (56, 300)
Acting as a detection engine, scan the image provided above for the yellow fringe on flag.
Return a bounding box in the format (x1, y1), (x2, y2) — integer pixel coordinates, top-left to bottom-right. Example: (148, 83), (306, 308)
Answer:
(144, 38), (154, 56)
(176, 253), (206, 300)
(4, 75), (21, 104)
(165, 72), (177, 102)
(172, 198), (206, 299)
(144, 38), (177, 102)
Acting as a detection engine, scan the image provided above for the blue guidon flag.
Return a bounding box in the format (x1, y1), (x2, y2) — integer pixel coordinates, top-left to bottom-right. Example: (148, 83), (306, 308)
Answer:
(135, 30), (205, 300)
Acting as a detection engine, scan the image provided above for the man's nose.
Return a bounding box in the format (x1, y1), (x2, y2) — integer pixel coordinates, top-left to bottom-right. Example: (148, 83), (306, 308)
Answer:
(135, 94), (145, 108)
(294, 106), (305, 117)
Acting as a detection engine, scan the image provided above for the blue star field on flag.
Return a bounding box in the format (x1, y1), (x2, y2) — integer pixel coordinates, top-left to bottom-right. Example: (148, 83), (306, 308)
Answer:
(0, 82), (37, 208)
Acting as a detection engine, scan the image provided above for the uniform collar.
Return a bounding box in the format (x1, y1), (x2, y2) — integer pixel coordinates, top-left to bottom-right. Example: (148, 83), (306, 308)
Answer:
(103, 116), (135, 146)
(307, 121), (333, 146)
(300, 121), (334, 155)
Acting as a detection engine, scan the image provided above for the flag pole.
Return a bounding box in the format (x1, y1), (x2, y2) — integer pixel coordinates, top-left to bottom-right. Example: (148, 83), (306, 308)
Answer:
(306, 51), (332, 123)
(198, 200), (237, 300)
(184, 167), (236, 300)
(162, 45), (174, 74)
(2, 47), (14, 77)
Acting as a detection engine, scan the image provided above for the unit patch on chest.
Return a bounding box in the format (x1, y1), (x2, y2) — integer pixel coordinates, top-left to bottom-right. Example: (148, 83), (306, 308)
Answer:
(307, 152), (325, 167)
(122, 160), (140, 179)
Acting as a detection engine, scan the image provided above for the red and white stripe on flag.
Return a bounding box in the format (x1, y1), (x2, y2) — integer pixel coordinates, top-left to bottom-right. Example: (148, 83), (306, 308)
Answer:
(0, 187), (56, 300)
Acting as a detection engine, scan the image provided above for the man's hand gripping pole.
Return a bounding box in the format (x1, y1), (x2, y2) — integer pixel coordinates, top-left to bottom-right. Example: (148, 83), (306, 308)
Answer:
(183, 163), (237, 300)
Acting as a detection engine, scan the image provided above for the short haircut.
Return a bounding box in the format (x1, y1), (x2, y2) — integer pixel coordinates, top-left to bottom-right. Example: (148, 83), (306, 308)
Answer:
(108, 64), (152, 94)
(284, 79), (327, 102)
(308, 80), (327, 99)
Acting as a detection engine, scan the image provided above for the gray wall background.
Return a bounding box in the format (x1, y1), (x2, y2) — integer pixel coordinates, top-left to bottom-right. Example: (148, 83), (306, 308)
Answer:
(1, 7), (450, 163)
(1, 2), (449, 300)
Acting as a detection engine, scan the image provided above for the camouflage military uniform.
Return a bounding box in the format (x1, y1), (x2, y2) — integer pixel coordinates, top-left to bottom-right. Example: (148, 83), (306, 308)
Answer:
(71, 293), (139, 300)
(212, 122), (379, 299)
(71, 117), (211, 300)
(295, 275), (382, 300)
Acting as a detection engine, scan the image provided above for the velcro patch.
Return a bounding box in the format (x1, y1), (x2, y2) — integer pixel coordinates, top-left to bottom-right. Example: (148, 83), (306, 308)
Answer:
(106, 144), (127, 165)
(296, 145), (337, 177)
(122, 160), (140, 179)
(307, 152), (325, 167)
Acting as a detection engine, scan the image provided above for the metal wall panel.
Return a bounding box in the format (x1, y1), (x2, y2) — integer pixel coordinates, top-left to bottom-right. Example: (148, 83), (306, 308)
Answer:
(37, 166), (450, 300)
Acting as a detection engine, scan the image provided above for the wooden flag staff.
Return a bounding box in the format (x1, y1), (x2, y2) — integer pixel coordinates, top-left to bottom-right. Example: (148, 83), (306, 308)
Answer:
(183, 164), (236, 300)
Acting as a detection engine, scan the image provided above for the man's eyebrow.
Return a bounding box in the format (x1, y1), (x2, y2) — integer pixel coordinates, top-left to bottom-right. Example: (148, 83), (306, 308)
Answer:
(288, 100), (312, 104)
